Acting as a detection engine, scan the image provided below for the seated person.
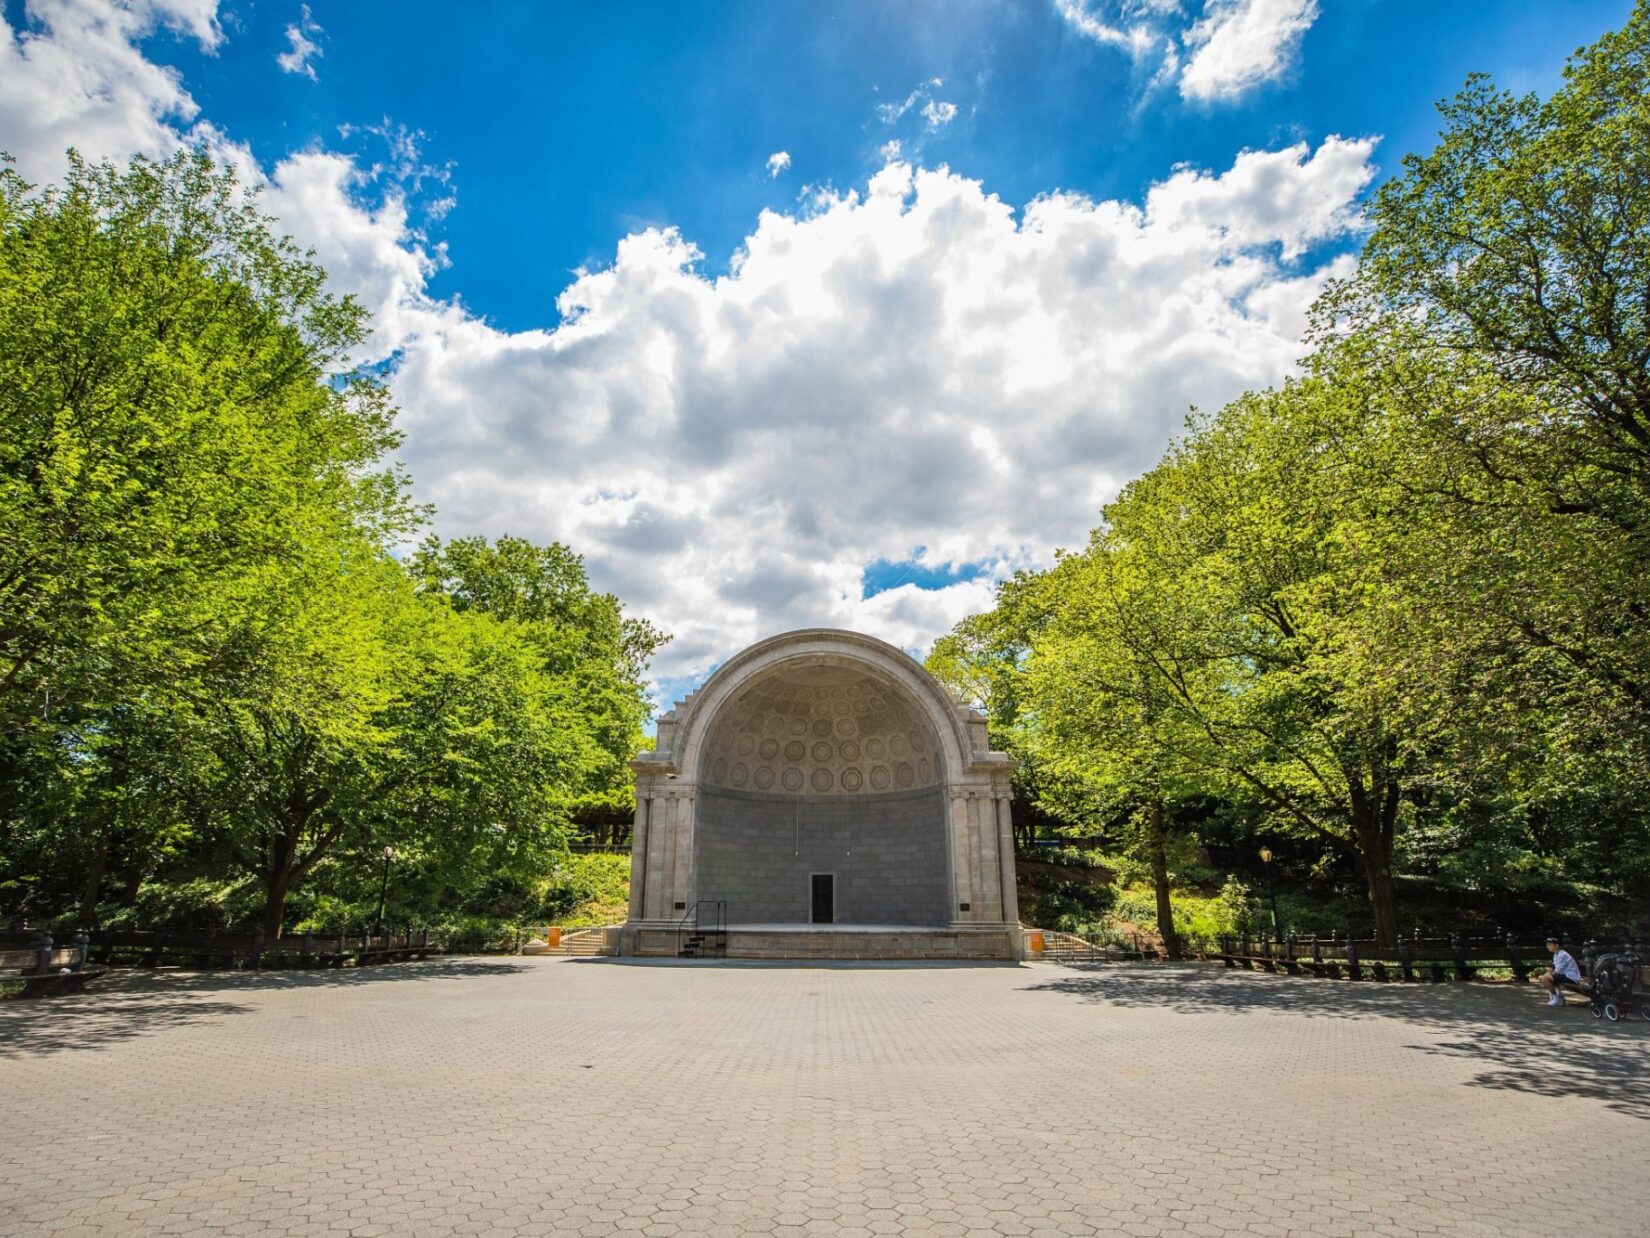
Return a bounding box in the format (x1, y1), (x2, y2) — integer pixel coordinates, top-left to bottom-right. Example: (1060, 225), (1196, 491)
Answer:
(1534, 936), (1585, 1006)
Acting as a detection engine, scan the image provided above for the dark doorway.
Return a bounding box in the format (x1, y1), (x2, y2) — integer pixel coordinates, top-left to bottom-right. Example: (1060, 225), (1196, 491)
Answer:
(810, 873), (835, 924)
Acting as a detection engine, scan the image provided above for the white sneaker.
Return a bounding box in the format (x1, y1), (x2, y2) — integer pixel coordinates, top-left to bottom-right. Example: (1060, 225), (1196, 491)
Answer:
(1547, 994), (1564, 1006)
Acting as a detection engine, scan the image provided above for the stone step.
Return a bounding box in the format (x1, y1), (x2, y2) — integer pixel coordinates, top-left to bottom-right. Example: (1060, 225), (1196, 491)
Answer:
(1030, 928), (1112, 961)
(633, 926), (1019, 960)
(539, 928), (611, 956)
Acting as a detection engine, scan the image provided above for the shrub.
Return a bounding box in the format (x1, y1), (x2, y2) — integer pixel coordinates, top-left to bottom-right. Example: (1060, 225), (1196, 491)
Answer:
(535, 853), (630, 927)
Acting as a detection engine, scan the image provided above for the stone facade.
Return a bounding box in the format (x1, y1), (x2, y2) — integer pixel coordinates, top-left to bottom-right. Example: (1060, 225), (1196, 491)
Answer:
(696, 785), (948, 926)
(616, 628), (1021, 959)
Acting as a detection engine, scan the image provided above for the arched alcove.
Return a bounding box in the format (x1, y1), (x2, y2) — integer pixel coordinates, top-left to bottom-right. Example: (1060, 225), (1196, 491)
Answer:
(694, 660), (950, 925)
(620, 629), (1022, 959)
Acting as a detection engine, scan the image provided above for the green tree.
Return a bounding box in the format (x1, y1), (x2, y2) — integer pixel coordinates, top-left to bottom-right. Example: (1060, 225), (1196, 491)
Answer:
(0, 148), (413, 918)
(1019, 554), (1224, 958)
(926, 571), (1053, 850)
(1330, 3), (1650, 755)
(931, 5), (1650, 936)
(983, 383), (1425, 944)
(1353, 5), (1650, 491)
(1310, 5), (1650, 903)
(203, 547), (603, 937)
(412, 535), (666, 826)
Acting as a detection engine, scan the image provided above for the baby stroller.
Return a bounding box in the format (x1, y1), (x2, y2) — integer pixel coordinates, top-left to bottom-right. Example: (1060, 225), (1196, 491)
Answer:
(1587, 951), (1650, 1023)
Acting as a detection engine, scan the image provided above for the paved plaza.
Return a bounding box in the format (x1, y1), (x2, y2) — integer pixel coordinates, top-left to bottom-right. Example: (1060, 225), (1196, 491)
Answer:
(3, 958), (1647, 1237)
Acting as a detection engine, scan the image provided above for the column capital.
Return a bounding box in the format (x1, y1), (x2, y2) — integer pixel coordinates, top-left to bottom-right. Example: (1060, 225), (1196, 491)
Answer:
(644, 783), (697, 801)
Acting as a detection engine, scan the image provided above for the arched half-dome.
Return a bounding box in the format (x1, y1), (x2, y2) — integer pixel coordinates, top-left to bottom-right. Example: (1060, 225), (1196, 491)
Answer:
(699, 661), (943, 796)
(650, 629), (979, 785)
(621, 629), (1020, 958)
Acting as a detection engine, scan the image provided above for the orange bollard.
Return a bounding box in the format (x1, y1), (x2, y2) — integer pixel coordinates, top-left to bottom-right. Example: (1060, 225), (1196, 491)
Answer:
(547, 927), (561, 948)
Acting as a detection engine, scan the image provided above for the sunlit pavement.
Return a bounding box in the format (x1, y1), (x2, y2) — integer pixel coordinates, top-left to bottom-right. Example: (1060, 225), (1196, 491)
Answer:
(3, 957), (1646, 1236)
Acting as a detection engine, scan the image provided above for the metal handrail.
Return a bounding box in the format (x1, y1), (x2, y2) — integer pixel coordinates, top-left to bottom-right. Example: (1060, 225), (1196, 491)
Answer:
(675, 900), (728, 958)
(704, 900), (727, 956)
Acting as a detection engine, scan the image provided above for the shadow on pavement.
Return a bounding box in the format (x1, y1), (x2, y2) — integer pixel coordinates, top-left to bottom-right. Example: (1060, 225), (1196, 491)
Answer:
(150, 958), (533, 991)
(1025, 962), (1650, 1120)
(0, 959), (529, 1060)
(0, 987), (251, 1059)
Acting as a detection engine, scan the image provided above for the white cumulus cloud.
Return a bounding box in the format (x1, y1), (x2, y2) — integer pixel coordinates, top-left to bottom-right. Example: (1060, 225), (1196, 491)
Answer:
(0, 0), (1374, 697)
(765, 150), (790, 178)
(1, 0), (220, 182)
(1181, 0), (1318, 101)
(921, 99), (958, 128)
(1, 2), (451, 368)
(1053, 0), (1319, 104)
(277, 5), (323, 81)
(387, 142), (1376, 684)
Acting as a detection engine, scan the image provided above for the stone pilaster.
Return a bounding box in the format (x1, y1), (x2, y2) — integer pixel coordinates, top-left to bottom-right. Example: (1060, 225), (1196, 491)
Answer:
(995, 784), (1020, 929)
(949, 790), (973, 923)
(671, 788), (696, 916)
(627, 793), (650, 922)
(971, 790), (1003, 922)
(645, 789), (671, 920)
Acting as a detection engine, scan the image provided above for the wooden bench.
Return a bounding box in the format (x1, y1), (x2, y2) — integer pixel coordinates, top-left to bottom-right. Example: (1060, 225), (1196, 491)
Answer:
(2, 925), (445, 980)
(1216, 933), (1629, 986)
(3, 932), (107, 998)
(1220, 938), (1302, 975)
(82, 927), (435, 970)
(87, 928), (264, 970)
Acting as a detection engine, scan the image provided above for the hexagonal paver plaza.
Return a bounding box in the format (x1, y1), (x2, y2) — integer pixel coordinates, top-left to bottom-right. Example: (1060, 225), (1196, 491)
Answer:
(4, 958), (1647, 1237)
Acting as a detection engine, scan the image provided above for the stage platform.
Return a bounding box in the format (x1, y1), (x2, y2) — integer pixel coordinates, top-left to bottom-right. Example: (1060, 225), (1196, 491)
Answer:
(611, 922), (1023, 961)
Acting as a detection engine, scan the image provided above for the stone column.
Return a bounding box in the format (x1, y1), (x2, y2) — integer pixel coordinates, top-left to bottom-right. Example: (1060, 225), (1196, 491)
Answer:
(627, 791), (650, 922)
(949, 790), (972, 922)
(645, 790), (672, 920)
(671, 788), (696, 918)
(964, 792), (996, 921)
(995, 786), (1020, 928)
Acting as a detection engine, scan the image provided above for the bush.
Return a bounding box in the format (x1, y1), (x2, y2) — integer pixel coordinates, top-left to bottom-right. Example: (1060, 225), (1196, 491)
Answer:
(97, 877), (261, 931)
(535, 853), (629, 927)
(1029, 845), (1113, 870)
(1022, 877), (1117, 935)
(1093, 876), (1261, 954)
(460, 872), (543, 921)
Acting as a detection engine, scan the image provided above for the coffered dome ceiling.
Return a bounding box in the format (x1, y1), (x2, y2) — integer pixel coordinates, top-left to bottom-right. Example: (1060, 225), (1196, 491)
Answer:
(699, 663), (943, 795)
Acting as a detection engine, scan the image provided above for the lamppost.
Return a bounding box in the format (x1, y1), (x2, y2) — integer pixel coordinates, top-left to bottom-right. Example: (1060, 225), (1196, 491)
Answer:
(1259, 846), (1281, 938)
(375, 845), (395, 938)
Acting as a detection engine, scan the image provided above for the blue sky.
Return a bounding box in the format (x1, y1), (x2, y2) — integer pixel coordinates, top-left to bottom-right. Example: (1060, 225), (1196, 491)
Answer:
(112, 1), (1627, 333)
(0, 0), (1634, 703)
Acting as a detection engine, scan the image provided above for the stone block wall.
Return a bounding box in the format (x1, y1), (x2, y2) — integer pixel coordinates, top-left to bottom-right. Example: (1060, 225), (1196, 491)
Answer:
(696, 784), (948, 925)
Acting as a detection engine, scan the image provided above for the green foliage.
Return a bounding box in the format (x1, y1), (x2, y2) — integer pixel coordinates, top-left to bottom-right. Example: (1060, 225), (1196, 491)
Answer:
(0, 148), (409, 924)
(535, 853), (631, 927)
(98, 877), (263, 932)
(0, 149), (665, 935)
(412, 535), (665, 820)
(937, 7), (1650, 940)
(1029, 845), (1113, 870)
(1019, 875), (1117, 937)
(1095, 878), (1258, 954)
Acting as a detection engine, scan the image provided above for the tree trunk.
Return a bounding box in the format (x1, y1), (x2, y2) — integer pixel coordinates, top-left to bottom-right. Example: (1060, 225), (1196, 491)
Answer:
(260, 872), (292, 940)
(1350, 810), (1400, 946)
(79, 824), (110, 925)
(1147, 793), (1180, 960)
(260, 823), (301, 940)
(1361, 855), (1400, 947)
(1345, 761), (1402, 946)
